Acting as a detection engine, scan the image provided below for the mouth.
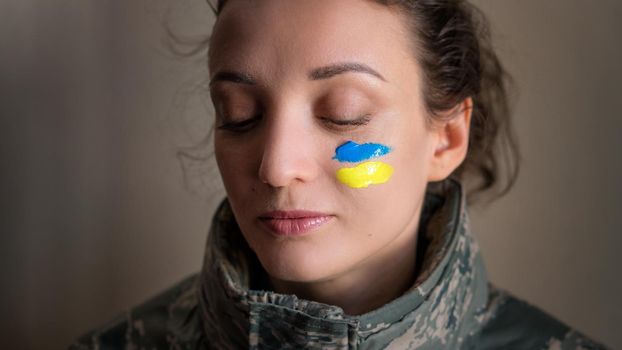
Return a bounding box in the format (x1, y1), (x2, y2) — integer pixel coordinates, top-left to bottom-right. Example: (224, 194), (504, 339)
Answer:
(258, 210), (334, 236)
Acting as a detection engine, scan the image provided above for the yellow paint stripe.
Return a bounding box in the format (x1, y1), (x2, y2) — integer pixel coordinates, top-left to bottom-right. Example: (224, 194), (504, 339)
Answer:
(336, 161), (394, 189)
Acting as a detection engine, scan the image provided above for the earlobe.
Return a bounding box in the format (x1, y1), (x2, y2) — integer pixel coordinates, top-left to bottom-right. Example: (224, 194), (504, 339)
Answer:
(426, 97), (473, 182)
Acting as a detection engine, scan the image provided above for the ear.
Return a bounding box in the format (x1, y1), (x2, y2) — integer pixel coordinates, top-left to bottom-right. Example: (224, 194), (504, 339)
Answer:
(426, 97), (473, 182)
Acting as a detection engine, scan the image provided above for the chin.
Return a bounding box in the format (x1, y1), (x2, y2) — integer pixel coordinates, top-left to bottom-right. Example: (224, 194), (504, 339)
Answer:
(255, 245), (342, 283)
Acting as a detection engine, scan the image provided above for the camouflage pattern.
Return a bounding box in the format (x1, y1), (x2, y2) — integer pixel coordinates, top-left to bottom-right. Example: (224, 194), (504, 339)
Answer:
(70, 178), (608, 349)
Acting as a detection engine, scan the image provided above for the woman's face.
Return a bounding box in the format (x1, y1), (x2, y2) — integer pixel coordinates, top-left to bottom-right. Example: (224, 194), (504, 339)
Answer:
(208, 0), (449, 283)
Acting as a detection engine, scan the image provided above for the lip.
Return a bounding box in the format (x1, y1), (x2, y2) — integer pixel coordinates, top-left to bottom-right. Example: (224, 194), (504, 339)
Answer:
(258, 210), (334, 236)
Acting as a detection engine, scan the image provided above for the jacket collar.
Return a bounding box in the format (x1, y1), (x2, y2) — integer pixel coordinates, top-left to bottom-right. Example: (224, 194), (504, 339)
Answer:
(198, 178), (489, 349)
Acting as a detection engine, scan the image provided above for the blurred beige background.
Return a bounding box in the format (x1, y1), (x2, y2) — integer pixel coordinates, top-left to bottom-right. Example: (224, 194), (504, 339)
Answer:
(1, 1), (620, 349)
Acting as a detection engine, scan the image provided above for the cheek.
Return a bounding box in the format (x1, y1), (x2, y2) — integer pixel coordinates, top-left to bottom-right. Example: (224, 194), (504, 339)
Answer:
(333, 141), (394, 189)
(331, 124), (429, 194)
(398, 135), (430, 178)
(347, 133), (429, 220)
(329, 141), (404, 221)
(393, 114), (434, 179)
(214, 139), (256, 192)
(348, 156), (426, 244)
(388, 140), (430, 204)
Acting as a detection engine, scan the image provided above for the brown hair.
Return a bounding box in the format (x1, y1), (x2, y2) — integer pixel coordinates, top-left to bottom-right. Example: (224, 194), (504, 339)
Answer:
(180, 0), (520, 205)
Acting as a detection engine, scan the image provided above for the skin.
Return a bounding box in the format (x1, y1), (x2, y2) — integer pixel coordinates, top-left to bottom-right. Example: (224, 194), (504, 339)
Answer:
(208, 0), (472, 316)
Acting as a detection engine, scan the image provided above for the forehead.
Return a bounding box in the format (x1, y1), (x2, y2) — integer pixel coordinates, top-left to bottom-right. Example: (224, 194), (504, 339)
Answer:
(208, 0), (416, 85)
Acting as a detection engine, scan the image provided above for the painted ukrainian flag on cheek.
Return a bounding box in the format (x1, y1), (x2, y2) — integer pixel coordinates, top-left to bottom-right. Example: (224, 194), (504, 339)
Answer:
(333, 141), (394, 189)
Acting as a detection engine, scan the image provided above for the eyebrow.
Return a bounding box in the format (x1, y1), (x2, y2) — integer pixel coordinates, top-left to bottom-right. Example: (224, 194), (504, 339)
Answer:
(209, 61), (387, 86)
(310, 62), (387, 82)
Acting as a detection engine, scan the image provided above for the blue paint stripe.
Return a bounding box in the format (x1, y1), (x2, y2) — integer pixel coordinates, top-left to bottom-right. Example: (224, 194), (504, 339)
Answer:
(332, 141), (392, 163)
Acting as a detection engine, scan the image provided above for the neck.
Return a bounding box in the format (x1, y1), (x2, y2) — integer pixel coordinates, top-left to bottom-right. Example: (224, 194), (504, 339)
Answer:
(268, 204), (422, 316)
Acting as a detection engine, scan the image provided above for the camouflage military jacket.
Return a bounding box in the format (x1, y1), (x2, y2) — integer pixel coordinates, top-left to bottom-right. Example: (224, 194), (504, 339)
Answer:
(70, 179), (607, 349)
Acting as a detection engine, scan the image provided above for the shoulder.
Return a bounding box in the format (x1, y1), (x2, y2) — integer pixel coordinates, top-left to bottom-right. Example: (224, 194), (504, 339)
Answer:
(68, 273), (204, 350)
(468, 284), (608, 350)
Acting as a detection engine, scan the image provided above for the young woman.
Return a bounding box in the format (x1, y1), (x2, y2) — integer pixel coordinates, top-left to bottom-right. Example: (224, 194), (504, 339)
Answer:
(72, 0), (607, 348)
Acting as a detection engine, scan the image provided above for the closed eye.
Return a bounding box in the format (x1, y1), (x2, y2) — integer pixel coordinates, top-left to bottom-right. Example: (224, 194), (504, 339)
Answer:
(216, 113), (372, 133)
(319, 114), (372, 126)
(216, 115), (261, 132)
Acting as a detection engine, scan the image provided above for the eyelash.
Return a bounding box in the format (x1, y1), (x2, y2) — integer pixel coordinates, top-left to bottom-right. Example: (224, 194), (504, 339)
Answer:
(216, 114), (372, 133)
(217, 115), (261, 132)
(319, 114), (372, 127)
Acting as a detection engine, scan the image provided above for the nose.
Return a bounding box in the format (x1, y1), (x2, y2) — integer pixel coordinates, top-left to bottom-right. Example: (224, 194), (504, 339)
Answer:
(258, 111), (319, 188)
